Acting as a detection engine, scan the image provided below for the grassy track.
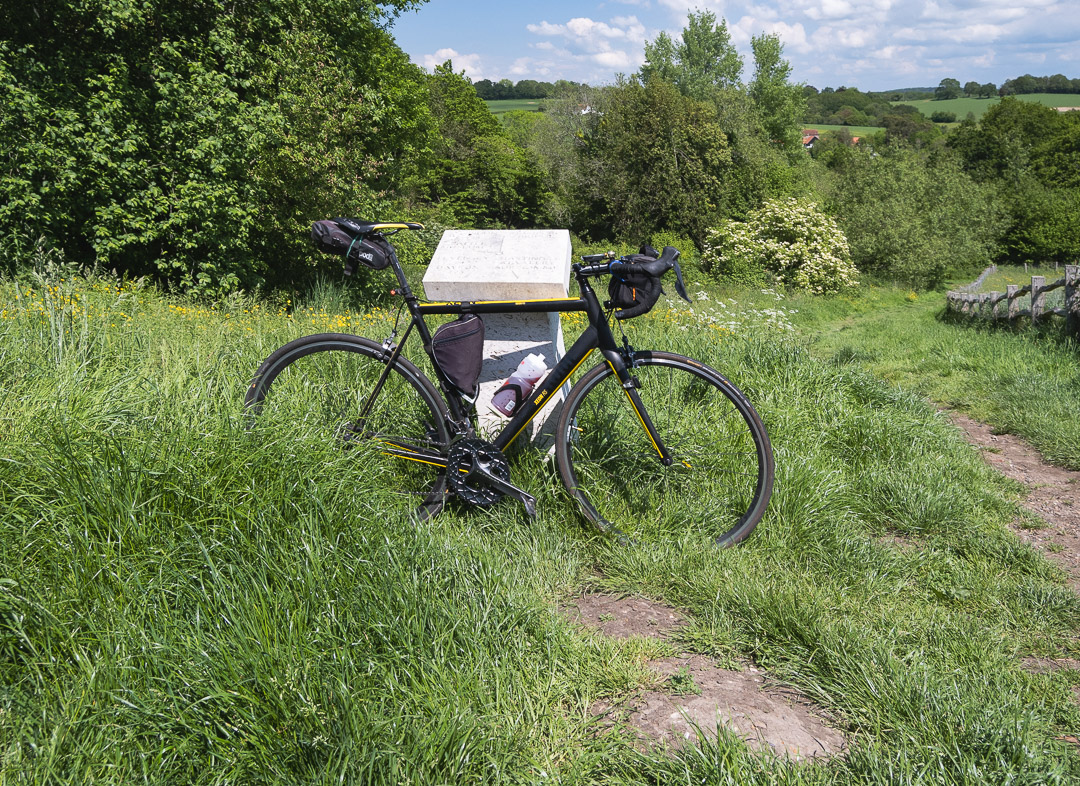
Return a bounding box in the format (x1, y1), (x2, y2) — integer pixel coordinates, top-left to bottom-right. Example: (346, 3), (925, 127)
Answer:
(2, 271), (1079, 783)
(790, 284), (1080, 469)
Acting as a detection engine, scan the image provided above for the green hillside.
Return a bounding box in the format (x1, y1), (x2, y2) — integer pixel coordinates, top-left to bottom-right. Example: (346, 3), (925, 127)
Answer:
(484, 98), (550, 115)
(804, 124), (881, 138)
(895, 93), (1080, 122)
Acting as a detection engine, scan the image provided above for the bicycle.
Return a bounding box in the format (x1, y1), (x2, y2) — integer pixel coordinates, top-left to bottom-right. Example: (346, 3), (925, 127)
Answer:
(245, 220), (774, 547)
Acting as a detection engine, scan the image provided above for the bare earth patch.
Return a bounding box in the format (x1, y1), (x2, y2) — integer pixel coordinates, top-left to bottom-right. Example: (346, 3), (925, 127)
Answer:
(1020, 656), (1080, 674)
(948, 412), (1080, 591)
(564, 594), (846, 759)
(563, 592), (686, 639)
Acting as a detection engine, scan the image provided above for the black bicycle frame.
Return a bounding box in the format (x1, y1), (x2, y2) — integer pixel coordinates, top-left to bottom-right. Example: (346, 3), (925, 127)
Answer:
(376, 245), (674, 465)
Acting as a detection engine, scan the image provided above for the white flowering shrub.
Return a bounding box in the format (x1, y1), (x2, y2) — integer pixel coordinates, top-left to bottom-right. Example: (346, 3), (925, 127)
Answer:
(703, 199), (858, 294)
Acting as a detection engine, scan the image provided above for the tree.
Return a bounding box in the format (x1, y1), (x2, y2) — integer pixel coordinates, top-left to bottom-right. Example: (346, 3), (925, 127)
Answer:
(576, 79), (734, 244)
(822, 147), (1006, 287)
(882, 111), (939, 146)
(748, 33), (806, 151)
(414, 62), (543, 227)
(639, 10), (742, 100)
(979, 82), (996, 98)
(0, 0), (431, 293)
(964, 81), (980, 97)
(949, 97), (1060, 183)
(935, 78), (962, 100)
(1047, 74), (1070, 93)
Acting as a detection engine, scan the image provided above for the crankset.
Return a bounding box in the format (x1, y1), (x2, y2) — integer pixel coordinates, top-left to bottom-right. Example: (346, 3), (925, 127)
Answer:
(446, 438), (537, 517)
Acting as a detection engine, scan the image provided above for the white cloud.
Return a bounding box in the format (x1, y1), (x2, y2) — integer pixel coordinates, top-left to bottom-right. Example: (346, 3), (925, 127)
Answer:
(419, 48), (486, 80)
(525, 14), (649, 79)
(501, 0), (1079, 90)
(594, 50), (634, 68)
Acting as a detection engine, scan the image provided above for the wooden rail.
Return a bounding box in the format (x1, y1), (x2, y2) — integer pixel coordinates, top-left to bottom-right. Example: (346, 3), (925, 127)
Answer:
(946, 265), (1079, 338)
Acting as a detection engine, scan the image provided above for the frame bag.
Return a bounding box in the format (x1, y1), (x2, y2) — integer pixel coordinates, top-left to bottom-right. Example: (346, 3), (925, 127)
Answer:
(310, 219), (392, 273)
(431, 315), (486, 399)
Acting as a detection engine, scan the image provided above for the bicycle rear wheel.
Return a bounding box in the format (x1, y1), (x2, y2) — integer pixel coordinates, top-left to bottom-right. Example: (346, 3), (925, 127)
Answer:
(245, 334), (450, 520)
(555, 351), (773, 547)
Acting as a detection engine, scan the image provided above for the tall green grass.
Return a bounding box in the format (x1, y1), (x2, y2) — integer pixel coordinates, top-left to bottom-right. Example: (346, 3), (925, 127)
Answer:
(791, 285), (1080, 469)
(2, 272), (1079, 784)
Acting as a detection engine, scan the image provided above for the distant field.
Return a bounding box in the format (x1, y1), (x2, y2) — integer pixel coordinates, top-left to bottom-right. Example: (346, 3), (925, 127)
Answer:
(484, 98), (549, 115)
(894, 93), (1080, 121)
(806, 124), (882, 138)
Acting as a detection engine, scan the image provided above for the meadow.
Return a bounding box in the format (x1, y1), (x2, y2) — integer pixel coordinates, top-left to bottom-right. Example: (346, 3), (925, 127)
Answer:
(2, 265), (1079, 784)
(803, 125), (881, 138)
(484, 99), (551, 116)
(894, 93), (1080, 122)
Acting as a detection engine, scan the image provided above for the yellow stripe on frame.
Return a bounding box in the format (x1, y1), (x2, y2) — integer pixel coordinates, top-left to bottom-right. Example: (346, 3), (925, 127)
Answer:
(372, 222), (425, 231)
(421, 297), (580, 308)
(503, 349), (595, 449)
(607, 360), (664, 459)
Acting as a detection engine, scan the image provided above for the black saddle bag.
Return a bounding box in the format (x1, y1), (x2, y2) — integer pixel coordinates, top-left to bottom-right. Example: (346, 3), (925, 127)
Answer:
(311, 219), (392, 272)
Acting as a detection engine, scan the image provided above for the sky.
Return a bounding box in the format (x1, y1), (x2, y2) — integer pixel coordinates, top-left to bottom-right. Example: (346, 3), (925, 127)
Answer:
(390, 0), (1080, 92)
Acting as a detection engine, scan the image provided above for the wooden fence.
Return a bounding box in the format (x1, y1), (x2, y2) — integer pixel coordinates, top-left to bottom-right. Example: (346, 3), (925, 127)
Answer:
(946, 264), (1080, 338)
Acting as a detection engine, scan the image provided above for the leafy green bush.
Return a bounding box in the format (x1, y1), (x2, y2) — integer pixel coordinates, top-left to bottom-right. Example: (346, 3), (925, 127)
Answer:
(823, 147), (1006, 288)
(0, 1), (428, 296)
(702, 198), (858, 293)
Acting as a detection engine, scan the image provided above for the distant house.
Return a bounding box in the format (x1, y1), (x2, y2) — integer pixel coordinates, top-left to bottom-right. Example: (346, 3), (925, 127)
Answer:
(1055, 107), (1080, 113)
(802, 130), (820, 149)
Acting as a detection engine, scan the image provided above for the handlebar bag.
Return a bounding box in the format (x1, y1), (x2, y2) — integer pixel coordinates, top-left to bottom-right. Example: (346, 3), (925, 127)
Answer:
(607, 245), (664, 320)
(431, 314), (486, 399)
(310, 219), (392, 272)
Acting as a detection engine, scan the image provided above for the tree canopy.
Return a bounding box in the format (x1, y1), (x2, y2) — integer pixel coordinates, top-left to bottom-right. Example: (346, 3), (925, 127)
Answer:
(0, 0), (430, 293)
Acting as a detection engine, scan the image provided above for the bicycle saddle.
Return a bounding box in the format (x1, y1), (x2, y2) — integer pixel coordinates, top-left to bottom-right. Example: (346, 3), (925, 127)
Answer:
(331, 218), (424, 235)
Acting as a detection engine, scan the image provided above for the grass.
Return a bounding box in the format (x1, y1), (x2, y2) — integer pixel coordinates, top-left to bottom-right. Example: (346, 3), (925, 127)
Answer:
(484, 99), (550, 115)
(2, 267), (1080, 783)
(789, 283), (1080, 469)
(803, 124), (882, 138)
(893, 93), (1080, 121)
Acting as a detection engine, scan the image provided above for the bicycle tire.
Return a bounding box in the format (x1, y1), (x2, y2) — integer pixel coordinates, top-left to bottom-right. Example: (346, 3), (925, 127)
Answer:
(555, 351), (773, 547)
(245, 334), (450, 520)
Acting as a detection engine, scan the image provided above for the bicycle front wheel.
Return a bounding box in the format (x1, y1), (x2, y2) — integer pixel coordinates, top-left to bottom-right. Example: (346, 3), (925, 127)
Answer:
(555, 351), (773, 547)
(245, 334), (450, 520)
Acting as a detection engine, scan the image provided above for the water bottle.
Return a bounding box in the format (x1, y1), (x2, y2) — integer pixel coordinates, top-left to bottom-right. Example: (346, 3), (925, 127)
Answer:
(490, 353), (547, 416)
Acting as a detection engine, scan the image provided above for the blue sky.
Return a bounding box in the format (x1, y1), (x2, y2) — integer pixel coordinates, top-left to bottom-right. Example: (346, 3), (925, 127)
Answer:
(390, 0), (1080, 91)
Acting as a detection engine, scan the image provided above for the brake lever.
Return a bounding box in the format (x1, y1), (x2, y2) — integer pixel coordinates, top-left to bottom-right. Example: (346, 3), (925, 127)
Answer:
(672, 258), (691, 303)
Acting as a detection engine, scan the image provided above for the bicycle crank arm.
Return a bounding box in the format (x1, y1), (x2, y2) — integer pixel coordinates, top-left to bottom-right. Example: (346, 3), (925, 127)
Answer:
(463, 460), (537, 517)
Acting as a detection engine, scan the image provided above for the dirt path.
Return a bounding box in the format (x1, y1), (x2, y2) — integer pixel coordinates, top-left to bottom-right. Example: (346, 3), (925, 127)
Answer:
(562, 414), (1078, 753)
(564, 593), (846, 759)
(948, 412), (1080, 591)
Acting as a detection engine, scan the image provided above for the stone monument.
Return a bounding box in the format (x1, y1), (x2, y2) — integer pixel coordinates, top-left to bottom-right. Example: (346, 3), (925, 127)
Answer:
(423, 229), (573, 444)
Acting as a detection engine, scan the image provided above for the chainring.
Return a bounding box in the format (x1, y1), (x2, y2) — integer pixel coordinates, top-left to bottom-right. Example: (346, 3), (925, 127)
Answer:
(447, 437), (511, 507)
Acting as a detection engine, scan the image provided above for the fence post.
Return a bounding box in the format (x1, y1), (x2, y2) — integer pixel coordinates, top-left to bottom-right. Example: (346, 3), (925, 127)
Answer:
(990, 291), (1001, 319)
(1031, 275), (1045, 326)
(1066, 265), (1079, 338)
(1007, 285), (1019, 322)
